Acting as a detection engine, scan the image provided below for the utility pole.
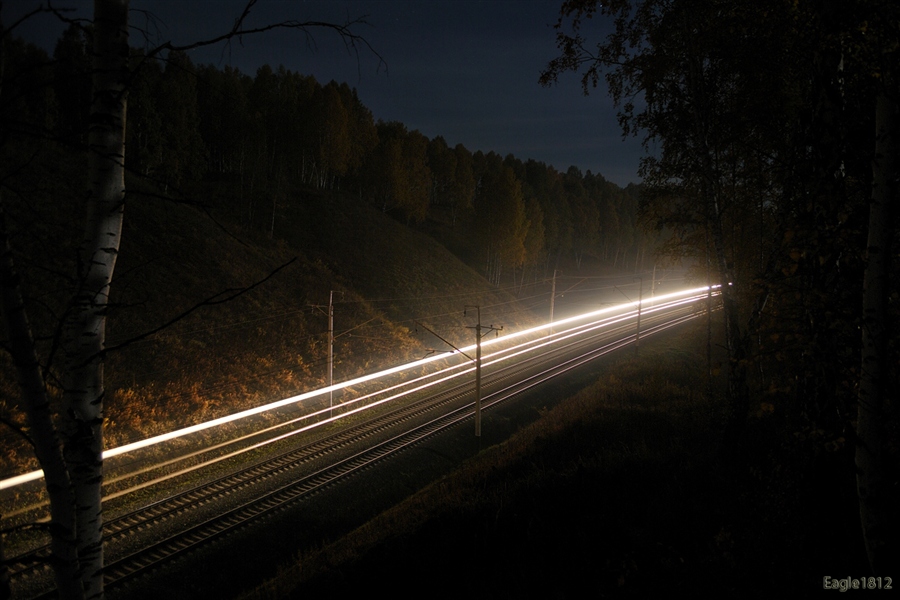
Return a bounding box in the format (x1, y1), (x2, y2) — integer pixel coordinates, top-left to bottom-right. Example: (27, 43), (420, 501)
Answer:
(475, 309), (482, 438)
(549, 268), (557, 333)
(328, 290), (334, 415)
(311, 291), (341, 418)
(634, 276), (643, 354)
(466, 305), (501, 438)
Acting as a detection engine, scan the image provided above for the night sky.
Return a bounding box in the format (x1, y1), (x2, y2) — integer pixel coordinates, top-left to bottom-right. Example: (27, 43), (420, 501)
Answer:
(10, 0), (644, 186)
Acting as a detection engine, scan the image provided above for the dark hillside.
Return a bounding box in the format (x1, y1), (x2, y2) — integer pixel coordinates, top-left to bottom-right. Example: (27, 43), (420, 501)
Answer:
(2, 29), (635, 494)
(0, 171), (539, 477)
(268, 186), (538, 340)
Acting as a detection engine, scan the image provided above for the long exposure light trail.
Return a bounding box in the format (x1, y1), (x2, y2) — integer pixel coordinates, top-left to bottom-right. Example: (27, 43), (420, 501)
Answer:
(0, 285), (717, 491)
(482, 293), (707, 370)
(90, 293), (712, 505)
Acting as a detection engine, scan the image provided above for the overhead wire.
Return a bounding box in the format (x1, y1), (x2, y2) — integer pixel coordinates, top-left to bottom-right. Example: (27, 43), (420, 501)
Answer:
(111, 273), (688, 418)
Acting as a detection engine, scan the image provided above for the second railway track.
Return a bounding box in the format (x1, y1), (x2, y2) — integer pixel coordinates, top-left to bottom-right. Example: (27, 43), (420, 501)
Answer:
(8, 294), (714, 599)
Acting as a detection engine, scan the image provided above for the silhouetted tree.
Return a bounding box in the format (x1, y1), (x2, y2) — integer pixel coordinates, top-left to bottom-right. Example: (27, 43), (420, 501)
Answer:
(472, 155), (527, 284)
(0, 3), (382, 598)
(543, 0), (899, 572)
(366, 121), (432, 223)
(157, 50), (207, 190)
(52, 23), (92, 146)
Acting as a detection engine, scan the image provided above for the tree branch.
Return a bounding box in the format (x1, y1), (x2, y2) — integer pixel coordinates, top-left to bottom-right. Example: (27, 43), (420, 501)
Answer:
(143, 0), (386, 76)
(0, 413), (35, 449)
(100, 256), (298, 358)
(0, 5), (57, 42)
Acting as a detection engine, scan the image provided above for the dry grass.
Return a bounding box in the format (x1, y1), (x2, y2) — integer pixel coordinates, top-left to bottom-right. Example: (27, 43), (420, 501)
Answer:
(242, 321), (866, 599)
(0, 174), (537, 493)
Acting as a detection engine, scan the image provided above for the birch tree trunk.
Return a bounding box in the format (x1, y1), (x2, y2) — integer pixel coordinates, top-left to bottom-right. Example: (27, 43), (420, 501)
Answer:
(59, 2), (129, 598)
(856, 91), (898, 574)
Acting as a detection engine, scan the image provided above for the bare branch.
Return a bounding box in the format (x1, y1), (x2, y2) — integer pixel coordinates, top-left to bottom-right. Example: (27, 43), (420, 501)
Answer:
(0, 414), (34, 449)
(101, 256), (298, 357)
(0, 5), (54, 42)
(142, 0), (386, 76)
(129, 7), (166, 51)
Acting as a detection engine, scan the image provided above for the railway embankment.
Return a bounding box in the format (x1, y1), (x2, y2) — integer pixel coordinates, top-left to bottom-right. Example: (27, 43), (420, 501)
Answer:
(241, 319), (866, 599)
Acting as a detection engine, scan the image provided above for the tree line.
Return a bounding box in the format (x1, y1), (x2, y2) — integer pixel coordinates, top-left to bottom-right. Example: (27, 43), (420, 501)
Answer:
(542, 0), (898, 575)
(48, 22), (650, 285)
(1, 8), (650, 598)
(1, 4), (415, 598)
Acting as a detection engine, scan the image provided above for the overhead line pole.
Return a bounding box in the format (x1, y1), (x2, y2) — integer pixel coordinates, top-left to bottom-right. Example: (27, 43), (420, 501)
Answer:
(466, 305), (502, 438)
(472, 306), (483, 438)
(634, 276), (643, 354)
(310, 291), (341, 418)
(549, 268), (557, 334)
(415, 311), (499, 438)
(328, 290), (334, 416)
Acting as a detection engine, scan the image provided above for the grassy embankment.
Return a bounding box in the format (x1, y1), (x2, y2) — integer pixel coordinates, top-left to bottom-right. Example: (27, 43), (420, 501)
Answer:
(244, 318), (866, 599)
(0, 174), (538, 485)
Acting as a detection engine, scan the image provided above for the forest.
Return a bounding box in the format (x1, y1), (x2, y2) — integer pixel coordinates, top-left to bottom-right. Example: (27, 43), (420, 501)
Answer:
(1, 0), (898, 598)
(541, 0), (899, 578)
(0, 16), (656, 466)
(41, 22), (648, 285)
(1, 8), (652, 599)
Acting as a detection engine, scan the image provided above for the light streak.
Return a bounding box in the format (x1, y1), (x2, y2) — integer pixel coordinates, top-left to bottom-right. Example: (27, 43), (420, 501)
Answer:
(0, 285), (717, 492)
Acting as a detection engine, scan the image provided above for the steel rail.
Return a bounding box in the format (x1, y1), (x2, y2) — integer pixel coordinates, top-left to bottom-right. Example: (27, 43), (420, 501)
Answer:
(14, 297), (713, 599)
(98, 304), (705, 592)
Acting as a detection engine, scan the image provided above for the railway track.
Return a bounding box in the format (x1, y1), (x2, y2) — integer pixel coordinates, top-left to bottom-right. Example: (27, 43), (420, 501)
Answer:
(7, 295), (712, 599)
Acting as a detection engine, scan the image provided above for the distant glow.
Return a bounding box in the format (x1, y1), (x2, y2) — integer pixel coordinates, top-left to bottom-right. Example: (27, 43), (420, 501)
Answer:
(0, 285), (717, 491)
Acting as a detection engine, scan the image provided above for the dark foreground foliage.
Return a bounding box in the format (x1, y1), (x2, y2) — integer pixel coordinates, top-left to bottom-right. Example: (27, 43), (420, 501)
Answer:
(245, 323), (866, 599)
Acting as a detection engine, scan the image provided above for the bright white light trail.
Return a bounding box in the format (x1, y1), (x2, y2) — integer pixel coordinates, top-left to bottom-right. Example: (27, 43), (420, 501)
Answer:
(0, 285), (717, 491)
(118, 291), (713, 492)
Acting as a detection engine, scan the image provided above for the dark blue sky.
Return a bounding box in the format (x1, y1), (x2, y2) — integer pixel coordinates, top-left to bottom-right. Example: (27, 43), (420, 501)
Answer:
(9, 0), (644, 186)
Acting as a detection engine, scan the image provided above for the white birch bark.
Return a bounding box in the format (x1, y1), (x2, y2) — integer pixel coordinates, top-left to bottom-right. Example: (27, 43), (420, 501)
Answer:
(59, 2), (128, 598)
